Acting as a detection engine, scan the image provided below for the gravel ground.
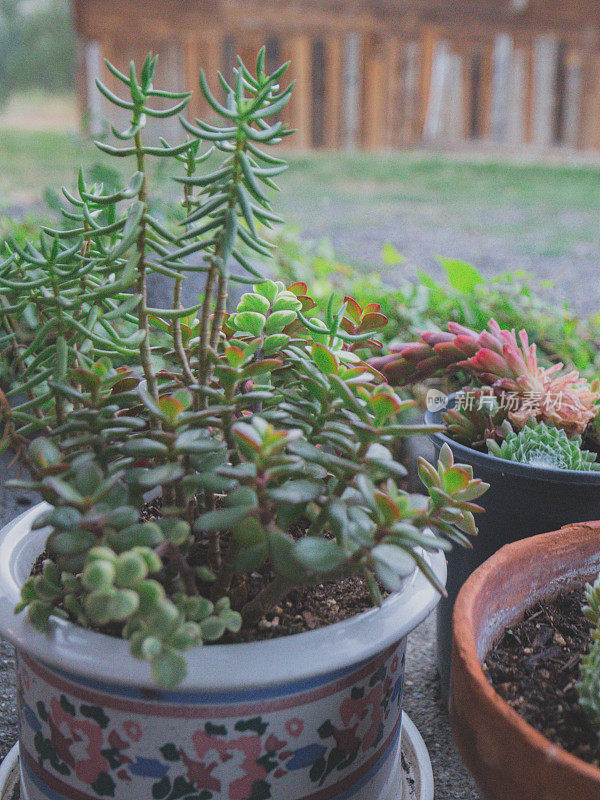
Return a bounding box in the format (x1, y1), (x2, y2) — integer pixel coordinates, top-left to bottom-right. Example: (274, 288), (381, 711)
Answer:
(273, 152), (600, 317)
(290, 206), (600, 314)
(404, 613), (481, 799)
(279, 194), (599, 317)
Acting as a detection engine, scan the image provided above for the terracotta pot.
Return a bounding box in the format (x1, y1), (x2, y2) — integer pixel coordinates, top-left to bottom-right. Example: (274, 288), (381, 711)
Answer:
(451, 521), (600, 800)
(425, 395), (600, 700)
(0, 503), (446, 800)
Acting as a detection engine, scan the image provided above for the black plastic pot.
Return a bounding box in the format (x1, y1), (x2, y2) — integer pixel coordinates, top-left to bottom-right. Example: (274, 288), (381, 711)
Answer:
(425, 397), (600, 702)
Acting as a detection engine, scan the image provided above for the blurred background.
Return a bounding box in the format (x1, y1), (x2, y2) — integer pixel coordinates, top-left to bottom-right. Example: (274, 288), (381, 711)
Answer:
(2, 7), (600, 799)
(0, 0), (74, 122)
(2, 0), (600, 317)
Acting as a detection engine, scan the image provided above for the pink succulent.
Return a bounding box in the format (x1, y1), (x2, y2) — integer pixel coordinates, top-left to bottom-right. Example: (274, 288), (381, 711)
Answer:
(510, 366), (600, 436)
(369, 319), (599, 436)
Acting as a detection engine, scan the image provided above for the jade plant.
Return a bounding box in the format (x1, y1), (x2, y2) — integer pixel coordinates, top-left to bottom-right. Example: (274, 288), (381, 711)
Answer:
(0, 51), (489, 686)
(370, 319), (600, 470)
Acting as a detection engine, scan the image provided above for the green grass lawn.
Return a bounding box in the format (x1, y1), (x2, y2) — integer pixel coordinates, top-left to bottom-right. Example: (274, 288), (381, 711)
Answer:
(280, 152), (600, 248)
(3, 130), (600, 263)
(283, 151), (600, 209)
(0, 131), (101, 204)
(3, 129), (600, 207)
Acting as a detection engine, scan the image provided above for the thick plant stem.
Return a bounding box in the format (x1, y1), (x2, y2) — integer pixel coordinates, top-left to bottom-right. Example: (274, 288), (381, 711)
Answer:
(170, 543), (198, 596)
(205, 133), (243, 360)
(209, 273), (228, 349)
(172, 182), (194, 384)
(208, 530), (221, 572)
(197, 265), (217, 389)
(221, 383), (239, 464)
(310, 437), (373, 540)
(215, 543), (236, 599)
(240, 575), (288, 625)
(134, 130), (158, 402)
(172, 278), (195, 384)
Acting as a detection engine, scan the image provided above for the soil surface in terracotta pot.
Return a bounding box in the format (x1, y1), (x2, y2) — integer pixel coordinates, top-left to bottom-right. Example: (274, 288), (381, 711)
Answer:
(451, 521), (600, 800)
(483, 587), (600, 766)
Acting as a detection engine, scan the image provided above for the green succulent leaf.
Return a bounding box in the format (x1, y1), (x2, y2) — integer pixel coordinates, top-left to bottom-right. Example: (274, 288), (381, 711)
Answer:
(294, 538), (346, 574)
(193, 505), (255, 533)
(267, 480), (322, 505)
(151, 649), (187, 688)
(237, 293), (271, 315)
(231, 311), (265, 337)
(487, 419), (600, 471)
(200, 616), (227, 640)
(371, 544), (415, 591)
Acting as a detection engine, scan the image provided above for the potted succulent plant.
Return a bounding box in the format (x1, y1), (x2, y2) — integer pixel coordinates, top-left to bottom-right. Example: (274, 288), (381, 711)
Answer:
(451, 522), (600, 800)
(0, 52), (488, 800)
(370, 320), (600, 696)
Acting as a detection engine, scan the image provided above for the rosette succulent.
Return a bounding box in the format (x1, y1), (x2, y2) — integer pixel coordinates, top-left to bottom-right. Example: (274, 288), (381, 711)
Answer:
(370, 319), (599, 437)
(0, 51), (489, 687)
(441, 389), (508, 448)
(486, 419), (600, 471)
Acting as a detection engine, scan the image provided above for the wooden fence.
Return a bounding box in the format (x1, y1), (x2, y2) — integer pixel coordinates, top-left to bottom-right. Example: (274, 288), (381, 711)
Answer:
(74, 0), (600, 150)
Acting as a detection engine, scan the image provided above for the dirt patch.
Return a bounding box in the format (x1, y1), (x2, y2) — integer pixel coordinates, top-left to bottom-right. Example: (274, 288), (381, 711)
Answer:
(0, 91), (78, 133)
(230, 575), (380, 642)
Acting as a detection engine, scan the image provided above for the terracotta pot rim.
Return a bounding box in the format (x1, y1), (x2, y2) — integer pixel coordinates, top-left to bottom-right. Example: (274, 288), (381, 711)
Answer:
(452, 520), (600, 783)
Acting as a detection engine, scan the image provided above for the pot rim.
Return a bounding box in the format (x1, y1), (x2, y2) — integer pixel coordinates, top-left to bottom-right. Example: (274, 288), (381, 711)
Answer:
(0, 502), (446, 690)
(452, 521), (600, 784)
(425, 394), (600, 484)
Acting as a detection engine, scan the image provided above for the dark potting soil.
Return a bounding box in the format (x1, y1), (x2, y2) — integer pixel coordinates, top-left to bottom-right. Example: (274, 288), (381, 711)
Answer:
(31, 552), (46, 576)
(483, 588), (600, 767)
(31, 499), (383, 643)
(229, 575), (380, 643)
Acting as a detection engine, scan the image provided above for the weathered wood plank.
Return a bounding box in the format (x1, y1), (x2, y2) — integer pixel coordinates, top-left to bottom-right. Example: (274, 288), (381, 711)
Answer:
(324, 36), (343, 148)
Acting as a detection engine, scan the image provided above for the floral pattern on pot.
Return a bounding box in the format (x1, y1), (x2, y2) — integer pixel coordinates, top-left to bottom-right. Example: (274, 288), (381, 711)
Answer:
(16, 638), (406, 800)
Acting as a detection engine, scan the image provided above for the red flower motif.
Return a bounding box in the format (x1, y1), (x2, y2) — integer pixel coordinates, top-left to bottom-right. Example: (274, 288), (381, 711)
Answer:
(108, 730), (130, 752)
(331, 723), (361, 757)
(48, 698), (110, 785)
(265, 734), (286, 753)
(285, 718), (304, 738)
(340, 684), (384, 751)
(191, 729), (267, 800)
(180, 750), (220, 794)
(123, 720), (142, 742)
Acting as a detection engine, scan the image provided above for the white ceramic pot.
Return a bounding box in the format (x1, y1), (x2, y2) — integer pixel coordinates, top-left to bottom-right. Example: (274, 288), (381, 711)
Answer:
(0, 503), (445, 800)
